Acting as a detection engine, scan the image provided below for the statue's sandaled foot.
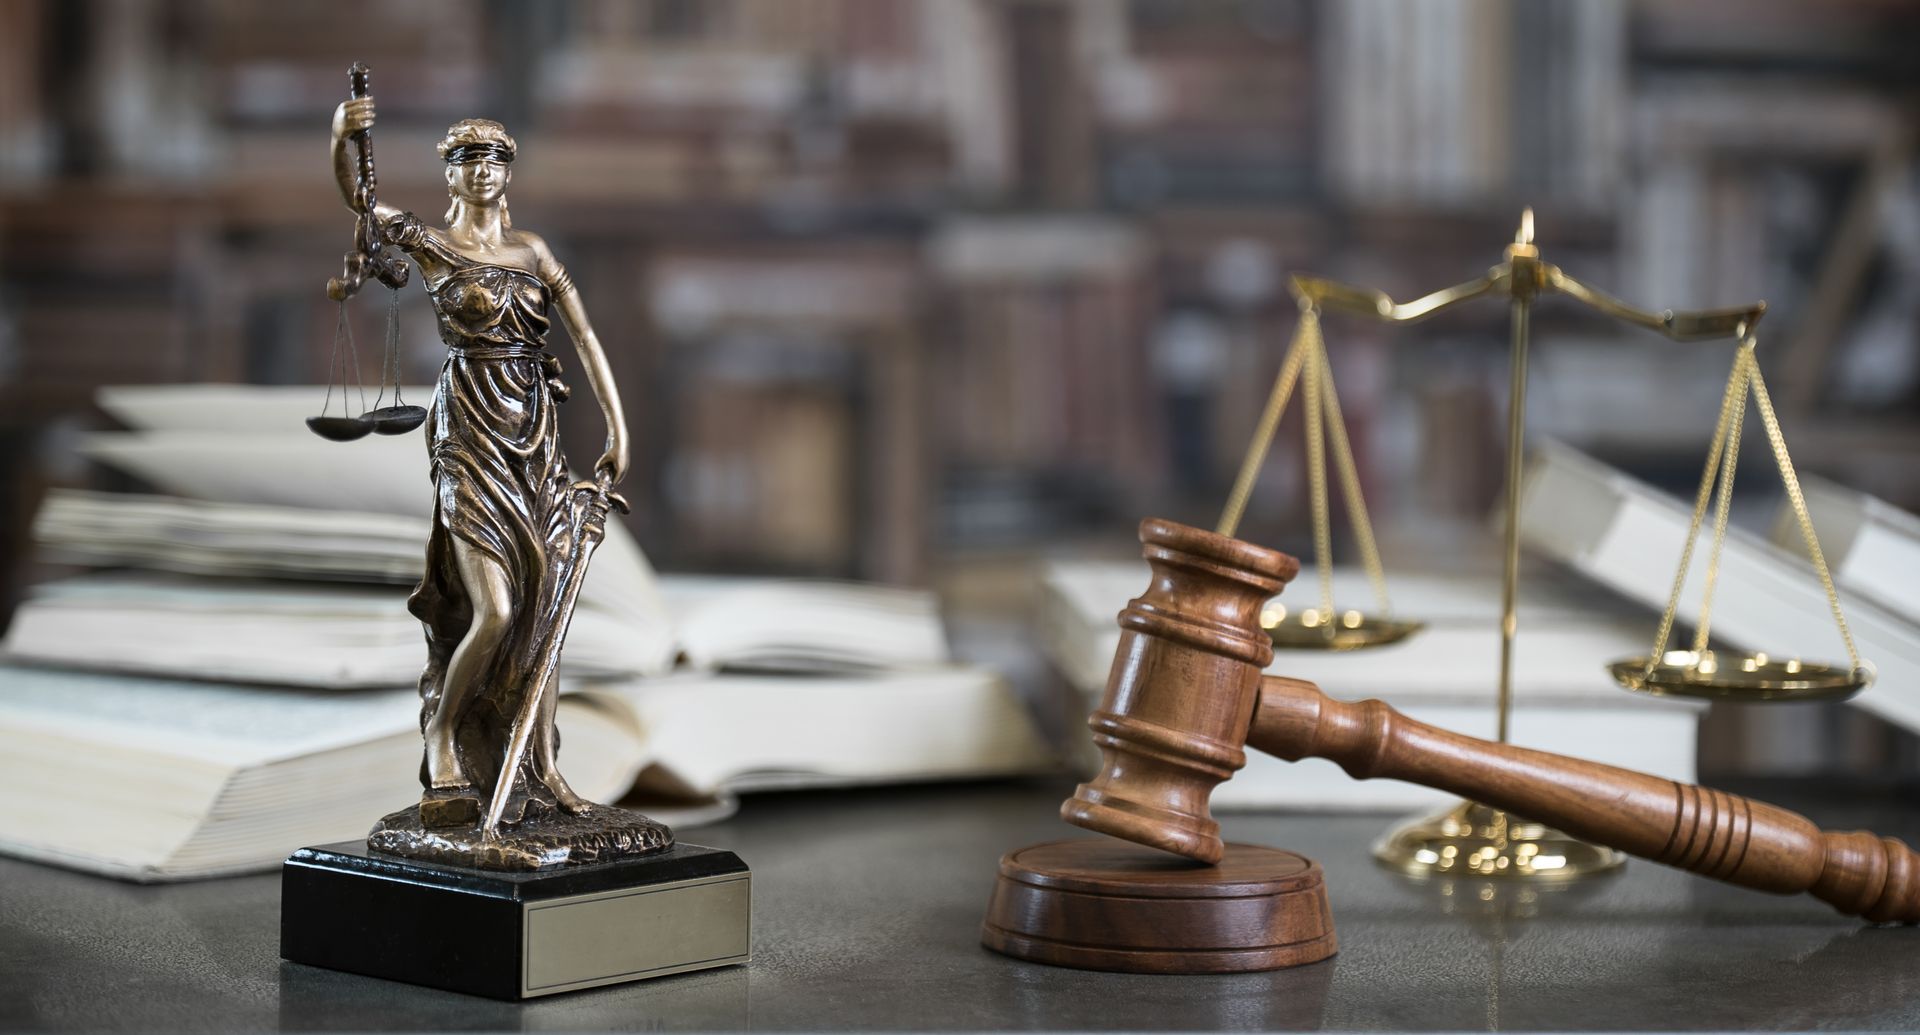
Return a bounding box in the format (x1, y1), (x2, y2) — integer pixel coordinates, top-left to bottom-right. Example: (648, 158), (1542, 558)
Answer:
(539, 767), (596, 816)
(419, 784), (483, 829)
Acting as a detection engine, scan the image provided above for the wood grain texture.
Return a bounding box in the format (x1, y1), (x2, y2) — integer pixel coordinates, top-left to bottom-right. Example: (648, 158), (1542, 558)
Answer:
(980, 839), (1337, 973)
(1250, 675), (1920, 924)
(1060, 518), (1298, 863)
(1059, 517), (1917, 926)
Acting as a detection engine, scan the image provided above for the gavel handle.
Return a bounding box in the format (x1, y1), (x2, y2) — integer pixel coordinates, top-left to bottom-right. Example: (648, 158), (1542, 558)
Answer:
(1250, 675), (1920, 923)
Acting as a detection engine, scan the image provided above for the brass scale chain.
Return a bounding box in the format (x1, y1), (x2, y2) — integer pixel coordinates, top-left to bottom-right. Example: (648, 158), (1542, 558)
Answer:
(1645, 330), (1861, 678)
(1216, 304), (1394, 631)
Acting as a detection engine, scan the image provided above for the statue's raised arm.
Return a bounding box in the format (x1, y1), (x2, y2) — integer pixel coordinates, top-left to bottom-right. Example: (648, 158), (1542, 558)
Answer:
(326, 63), (408, 301)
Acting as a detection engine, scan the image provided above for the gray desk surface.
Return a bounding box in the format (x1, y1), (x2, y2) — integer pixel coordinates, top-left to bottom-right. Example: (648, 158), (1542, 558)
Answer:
(5, 778), (1918, 1032)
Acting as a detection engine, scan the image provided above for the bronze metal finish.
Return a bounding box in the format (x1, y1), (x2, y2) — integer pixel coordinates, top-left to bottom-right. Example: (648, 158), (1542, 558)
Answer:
(326, 63), (409, 304)
(361, 287), (428, 434)
(482, 470), (630, 835)
(321, 64), (660, 870)
(310, 65), (419, 442)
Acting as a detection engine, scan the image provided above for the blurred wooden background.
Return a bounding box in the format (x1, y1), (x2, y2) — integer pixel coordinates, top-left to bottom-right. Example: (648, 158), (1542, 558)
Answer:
(1, 3), (1915, 779)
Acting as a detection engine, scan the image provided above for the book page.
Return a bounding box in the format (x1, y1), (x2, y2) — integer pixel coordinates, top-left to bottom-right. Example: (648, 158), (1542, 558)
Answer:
(81, 431), (434, 518)
(4, 573), (672, 687)
(591, 666), (1052, 794)
(667, 577), (948, 671)
(78, 408), (675, 670)
(0, 666), (420, 767)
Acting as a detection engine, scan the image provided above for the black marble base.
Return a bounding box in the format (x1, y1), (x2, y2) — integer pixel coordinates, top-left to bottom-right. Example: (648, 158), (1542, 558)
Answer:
(280, 840), (750, 1000)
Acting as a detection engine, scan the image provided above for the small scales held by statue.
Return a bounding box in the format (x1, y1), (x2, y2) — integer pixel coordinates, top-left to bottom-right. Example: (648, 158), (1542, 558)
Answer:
(277, 64), (749, 1001)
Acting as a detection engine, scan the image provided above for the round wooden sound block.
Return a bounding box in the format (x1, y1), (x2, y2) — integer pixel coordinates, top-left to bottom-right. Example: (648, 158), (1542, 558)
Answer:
(981, 839), (1337, 974)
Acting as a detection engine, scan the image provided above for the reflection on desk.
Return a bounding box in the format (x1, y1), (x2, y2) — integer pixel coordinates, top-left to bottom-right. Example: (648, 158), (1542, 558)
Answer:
(4, 779), (1918, 1032)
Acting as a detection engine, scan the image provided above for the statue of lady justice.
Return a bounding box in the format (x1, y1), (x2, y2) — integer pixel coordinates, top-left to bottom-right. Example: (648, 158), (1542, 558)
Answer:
(328, 78), (670, 869)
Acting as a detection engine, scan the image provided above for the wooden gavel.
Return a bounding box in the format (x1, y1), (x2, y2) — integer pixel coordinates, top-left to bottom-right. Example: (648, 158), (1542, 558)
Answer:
(1063, 517), (1919, 924)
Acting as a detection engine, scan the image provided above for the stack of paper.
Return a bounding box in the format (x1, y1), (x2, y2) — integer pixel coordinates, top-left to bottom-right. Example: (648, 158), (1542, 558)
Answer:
(35, 489), (427, 583)
(4, 568), (977, 689)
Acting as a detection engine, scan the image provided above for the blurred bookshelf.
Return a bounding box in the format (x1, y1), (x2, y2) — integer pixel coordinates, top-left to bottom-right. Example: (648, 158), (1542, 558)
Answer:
(0, 0), (1915, 619)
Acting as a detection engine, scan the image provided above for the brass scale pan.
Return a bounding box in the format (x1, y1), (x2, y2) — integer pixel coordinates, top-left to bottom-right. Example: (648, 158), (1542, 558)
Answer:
(1610, 650), (1871, 703)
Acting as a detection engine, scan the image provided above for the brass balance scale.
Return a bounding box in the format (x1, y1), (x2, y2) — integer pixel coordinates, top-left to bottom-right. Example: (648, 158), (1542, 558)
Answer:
(1219, 209), (1874, 882)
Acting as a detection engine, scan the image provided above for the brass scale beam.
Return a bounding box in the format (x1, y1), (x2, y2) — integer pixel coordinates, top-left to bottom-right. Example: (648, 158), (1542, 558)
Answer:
(1220, 211), (1766, 744)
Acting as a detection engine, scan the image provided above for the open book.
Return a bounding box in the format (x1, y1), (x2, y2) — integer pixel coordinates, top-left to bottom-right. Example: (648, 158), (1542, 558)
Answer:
(3, 562), (959, 687)
(34, 487), (954, 677)
(0, 663), (1051, 881)
(658, 576), (948, 672)
(2, 573), (658, 687)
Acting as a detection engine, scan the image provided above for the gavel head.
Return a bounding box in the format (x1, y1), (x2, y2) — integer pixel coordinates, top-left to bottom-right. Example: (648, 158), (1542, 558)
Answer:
(1061, 518), (1298, 864)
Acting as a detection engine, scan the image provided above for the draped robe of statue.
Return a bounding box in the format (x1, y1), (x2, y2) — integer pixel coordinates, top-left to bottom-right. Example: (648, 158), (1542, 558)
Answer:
(387, 211), (579, 824)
